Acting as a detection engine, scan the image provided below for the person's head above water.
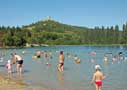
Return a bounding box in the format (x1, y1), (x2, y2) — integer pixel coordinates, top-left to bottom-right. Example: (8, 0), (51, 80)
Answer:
(60, 51), (63, 54)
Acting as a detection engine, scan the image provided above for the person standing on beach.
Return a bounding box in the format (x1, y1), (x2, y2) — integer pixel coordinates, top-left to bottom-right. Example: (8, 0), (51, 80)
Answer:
(58, 51), (65, 72)
(13, 53), (23, 76)
(91, 65), (106, 90)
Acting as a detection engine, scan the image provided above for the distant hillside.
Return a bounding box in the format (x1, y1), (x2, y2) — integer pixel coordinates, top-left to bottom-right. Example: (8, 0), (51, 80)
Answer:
(23, 19), (89, 33)
(0, 17), (127, 47)
(21, 19), (91, 45)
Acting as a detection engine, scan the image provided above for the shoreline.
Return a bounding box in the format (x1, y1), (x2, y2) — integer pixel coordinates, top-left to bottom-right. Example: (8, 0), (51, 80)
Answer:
(0, 72), (48, 90)
(0, 44), (127, 49)
(0, 73), (27, 90)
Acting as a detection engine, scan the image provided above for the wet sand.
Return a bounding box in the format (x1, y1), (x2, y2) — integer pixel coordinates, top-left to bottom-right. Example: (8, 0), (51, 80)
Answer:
(0, 74), (49, 90)
(0, 74), (27, 90)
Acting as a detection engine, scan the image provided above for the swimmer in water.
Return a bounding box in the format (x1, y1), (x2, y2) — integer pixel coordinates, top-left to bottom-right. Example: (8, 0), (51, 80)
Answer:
(36, 50), (42, 58)
(74, 55), (81, 64)
(103, 55), (108, 62)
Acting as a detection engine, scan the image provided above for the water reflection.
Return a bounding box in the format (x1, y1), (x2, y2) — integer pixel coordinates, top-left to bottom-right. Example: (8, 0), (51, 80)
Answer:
(58, 71), (64, 90)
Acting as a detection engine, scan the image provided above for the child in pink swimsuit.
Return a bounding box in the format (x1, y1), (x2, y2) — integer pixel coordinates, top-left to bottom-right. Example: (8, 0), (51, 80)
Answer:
(6, 60), (12, 77)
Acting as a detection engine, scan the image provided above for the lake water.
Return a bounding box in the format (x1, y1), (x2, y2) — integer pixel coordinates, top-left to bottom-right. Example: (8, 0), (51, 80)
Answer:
(0, 46), (127, 90)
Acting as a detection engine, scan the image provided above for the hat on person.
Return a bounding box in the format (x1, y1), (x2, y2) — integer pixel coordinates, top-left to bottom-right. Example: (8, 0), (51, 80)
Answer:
(8, 60), (11, 63)
(95, 65), (101, 70)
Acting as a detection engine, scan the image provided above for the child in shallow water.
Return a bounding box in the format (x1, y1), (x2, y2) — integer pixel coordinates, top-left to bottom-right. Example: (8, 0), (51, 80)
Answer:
(6, 60), (12, 77)
(91, 65), (106, 90)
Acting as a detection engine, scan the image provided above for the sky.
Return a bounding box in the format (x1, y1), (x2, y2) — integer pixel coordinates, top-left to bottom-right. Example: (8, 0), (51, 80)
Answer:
(0, 0), (127, 29)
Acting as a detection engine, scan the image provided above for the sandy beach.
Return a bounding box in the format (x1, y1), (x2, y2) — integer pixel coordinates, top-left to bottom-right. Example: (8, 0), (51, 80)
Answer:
(0, 74), (27, 90)
(0, 74), (49, 90)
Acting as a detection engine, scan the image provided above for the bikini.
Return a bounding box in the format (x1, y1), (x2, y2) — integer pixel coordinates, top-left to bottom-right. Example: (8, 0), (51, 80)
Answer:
(59, 62), (64, 66)
(59, 60), (64, 67)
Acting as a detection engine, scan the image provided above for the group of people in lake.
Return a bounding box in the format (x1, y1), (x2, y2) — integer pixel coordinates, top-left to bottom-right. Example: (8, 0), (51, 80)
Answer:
(103, 51), (126, 64)
(1, 49), (127, 90)
(59, 51), (105, 90)
(3, 50), (105, 90)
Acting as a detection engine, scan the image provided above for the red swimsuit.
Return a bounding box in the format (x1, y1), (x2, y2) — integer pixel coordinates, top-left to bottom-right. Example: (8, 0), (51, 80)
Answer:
(95, 81), (102, 86)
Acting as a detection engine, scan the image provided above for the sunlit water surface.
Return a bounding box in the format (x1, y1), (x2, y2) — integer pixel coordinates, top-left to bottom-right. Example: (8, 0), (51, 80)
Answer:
(0, 46), (127, 90)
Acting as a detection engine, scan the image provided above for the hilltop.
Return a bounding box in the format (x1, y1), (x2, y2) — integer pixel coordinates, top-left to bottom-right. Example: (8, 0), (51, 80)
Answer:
(21, 17), (90, 45)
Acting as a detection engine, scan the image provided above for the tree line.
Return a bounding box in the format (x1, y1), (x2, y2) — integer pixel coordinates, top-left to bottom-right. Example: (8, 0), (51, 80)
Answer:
(0, 20), (127, 47)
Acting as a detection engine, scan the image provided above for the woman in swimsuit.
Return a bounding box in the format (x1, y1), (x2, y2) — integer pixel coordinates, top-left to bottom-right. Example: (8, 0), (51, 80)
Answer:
(58, 51), (64, 72)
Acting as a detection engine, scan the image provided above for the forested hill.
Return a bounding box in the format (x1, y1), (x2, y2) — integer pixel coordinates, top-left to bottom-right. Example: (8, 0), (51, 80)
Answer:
(24, 19), (89, 32)
(0, 18), (127, 47)
(22, 19), (90, 45)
